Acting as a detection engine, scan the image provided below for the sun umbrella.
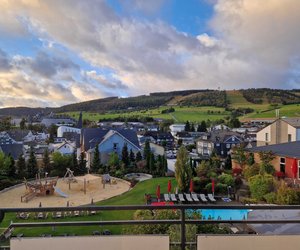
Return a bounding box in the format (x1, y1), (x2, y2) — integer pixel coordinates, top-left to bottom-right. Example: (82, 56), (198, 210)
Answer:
(167, 180), (172, 193)
(212, 179), (215, 195)
(156, 185), (161, 202)
(189, 179), (194, 193)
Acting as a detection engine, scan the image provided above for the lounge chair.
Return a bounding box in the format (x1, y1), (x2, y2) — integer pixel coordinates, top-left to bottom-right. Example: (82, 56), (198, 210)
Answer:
(191, 193), (200, 202)
(178, 193), (185, 202)
(199, 194), (208, 203)
(170, 193), (177, 202)
(208, 193), (216, 203)
(185, 193), (193, 202)
(164, 193), (170, 202)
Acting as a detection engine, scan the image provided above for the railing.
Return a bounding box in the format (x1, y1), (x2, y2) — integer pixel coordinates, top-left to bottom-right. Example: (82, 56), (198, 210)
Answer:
(1, 204), (300, 250)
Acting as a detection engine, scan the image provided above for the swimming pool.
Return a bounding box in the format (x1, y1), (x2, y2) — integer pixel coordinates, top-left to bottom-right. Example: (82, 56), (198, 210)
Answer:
(191, 209), (250, 220)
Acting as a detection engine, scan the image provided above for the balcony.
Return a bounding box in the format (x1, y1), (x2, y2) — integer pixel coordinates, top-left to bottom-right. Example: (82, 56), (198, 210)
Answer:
(1, 204), (300, 250)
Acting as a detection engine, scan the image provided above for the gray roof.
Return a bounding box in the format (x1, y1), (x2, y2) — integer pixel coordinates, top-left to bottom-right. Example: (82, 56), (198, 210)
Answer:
(248, 141), (300, 158)
(41, 118), (75, 127)
(282, 118), (300, 128)
(0, 144), (23, 160)
(7, 130), (30, 141)
(81, 128), (140, 151)
(198, 131), (242, 143)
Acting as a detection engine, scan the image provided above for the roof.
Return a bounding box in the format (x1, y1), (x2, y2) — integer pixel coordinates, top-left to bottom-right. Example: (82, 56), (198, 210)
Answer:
(81, 128), (140, 151)
(7, 130), (30, 141)
(0, 144), (23, 160)
(198, 131), (242, 143)
(248, 141), (300, 158)
(282, 118), (300, 128)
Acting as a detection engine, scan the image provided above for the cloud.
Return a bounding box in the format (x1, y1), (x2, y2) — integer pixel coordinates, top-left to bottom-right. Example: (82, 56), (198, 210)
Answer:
(0, 0), (300, 108)
(0, 49), (11, 71)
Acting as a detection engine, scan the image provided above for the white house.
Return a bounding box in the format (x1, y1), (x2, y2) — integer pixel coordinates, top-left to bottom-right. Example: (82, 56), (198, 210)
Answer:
(169, 124), (185, 136)
(53, 141), (76, 155)
(57, 126), (81, 138)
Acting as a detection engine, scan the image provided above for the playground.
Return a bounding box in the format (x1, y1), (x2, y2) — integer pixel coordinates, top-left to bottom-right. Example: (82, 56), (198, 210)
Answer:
(0, 173), (130, 208)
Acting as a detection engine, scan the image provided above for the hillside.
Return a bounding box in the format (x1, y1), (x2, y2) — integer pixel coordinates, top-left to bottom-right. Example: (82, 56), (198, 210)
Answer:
(0, 88), (299, 119)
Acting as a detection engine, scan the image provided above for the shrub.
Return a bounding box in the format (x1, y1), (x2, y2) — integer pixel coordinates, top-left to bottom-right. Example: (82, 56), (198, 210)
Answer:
(194, 176), (210, 193)
(218, 174), (234, 186)
(216, 183), (228, 194)
(243, 163), (260, 181)
(241, 197), (258, 204)
(207, 171), (218, 179)
(232, 168), (242, 176)
(249, 174), (275, 200)
(263, 192), (277, 204)
(260, 164), (275, 175)
(276, 181), (300, 205)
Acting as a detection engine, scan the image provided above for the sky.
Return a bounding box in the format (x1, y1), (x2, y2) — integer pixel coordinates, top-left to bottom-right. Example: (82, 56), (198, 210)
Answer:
(0, 0), (300, 108)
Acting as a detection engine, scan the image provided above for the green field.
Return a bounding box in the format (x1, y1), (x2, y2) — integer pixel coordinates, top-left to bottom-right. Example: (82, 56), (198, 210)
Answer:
(0, 178), (176, 239)
(62, 90), (300, 123)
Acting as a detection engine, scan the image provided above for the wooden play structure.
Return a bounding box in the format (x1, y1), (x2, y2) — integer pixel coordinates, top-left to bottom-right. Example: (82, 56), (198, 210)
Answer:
(63, 168), (77, 183)
(21, 176), (59, 203)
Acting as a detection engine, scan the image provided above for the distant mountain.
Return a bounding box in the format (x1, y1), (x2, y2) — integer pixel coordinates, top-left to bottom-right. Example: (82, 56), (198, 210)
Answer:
(0, 88), (299, 117)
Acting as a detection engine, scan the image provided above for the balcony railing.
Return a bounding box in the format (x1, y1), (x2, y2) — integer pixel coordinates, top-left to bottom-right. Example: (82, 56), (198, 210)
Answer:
(1, 204), (300, 250)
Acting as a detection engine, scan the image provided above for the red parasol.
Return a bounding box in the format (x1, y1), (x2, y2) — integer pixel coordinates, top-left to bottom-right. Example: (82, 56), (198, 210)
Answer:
(189, 179), (194, 193)
(212, 179), (215, 194)
(168, 180), (172, 193)
(292, 158), (298, 179)
(156, 185), (161, 201)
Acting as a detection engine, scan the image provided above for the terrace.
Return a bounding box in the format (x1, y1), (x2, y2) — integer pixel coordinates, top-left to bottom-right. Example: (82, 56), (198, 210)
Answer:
(1, 204), (300, 250)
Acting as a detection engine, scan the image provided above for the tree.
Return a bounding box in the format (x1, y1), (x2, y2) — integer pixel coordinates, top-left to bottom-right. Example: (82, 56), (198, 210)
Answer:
(71, 150), (79, 172)
(20, 118), (26, 130)
(190, 122), (195, 132)
(136, 151), (142, 162)
(247, 152), (255, 166)
(48, 124), (57, 143)
(224, 154), (232, 170)
(231, 145), (247, 169)
(17, 154), (26, 178)
(91, 144), (101, 173)
(129, 149), (135, 163)
(258, 151), (275, 175)
(77, 152), (87, 175)
(198, 121), (207, 132)
(143, 140), (151, 160)
(175, 146), (192, 192)
(184, 120), (190, 132)
(0, 152), (11, 176)
(121, 143), (129, 166)
(228, 118), (241, 128)
(108, 152), (119, 169)
(51, 152), (72, 176)
(27, 148), (38, 178)
(7, 154), (16, 177)
(249, 174), (275, 200)
(149, 152), (155, 174)
(42, 149), (51, 174)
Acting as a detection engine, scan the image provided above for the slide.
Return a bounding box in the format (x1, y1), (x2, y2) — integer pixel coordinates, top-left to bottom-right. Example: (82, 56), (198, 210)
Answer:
(54, 187), (69, 198)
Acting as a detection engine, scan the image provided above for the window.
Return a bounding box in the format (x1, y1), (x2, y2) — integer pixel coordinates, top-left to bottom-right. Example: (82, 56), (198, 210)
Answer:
(288, 134), (292, 142)
(280, 157), (285, 173)
(226, 144), (230, 149)
(265, 133), (269, 141)
(113, 143), (118, 150)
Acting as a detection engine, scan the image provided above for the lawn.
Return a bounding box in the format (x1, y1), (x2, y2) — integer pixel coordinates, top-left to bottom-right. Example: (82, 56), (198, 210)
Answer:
(0, 177), (176, 239)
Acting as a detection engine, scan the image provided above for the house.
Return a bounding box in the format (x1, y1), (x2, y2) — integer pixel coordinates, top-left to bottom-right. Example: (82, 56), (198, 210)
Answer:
(246, 141), (300, 179)
(173, 132), (194, 145)
(52, 141), (76, 155)
(0, 132), (17, 145)
(169, 124), (185, 136)
(196, 131), (243, 158)
(57, 126), (81, 138)
(256, 118), (300, 146)
(143, 131), (174, 149)
(41, 118), (75, 128)
(81, 128), (141, 166)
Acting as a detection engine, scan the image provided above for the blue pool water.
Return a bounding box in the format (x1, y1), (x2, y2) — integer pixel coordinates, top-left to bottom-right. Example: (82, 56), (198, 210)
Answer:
(191, 209), (250, 220)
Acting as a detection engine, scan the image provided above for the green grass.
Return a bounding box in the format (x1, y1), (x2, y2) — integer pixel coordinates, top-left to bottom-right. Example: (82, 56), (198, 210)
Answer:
(0, 178), (176, 239)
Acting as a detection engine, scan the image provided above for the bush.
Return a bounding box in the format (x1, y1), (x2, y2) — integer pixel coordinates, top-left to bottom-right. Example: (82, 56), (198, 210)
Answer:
(243, 163), (260, 181)
(218, 174), (234, 186)
(207, 171), (218, 179)
(241, 197), (258, 204)
(276, 181), (300, 205)
(263, 192), (277, 204)
(260, 164), (275, 175)
(193, 176), (210, 193)
(216, 183), (228, 194)
(249, 174), (275, 200)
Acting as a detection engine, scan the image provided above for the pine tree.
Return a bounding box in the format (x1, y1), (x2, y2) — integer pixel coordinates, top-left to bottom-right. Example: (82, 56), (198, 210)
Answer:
(42, 149), (51, 174)
(71, 150), (79, 171)
(136, 151), (142, 162)
(129, 149), (135, 163)
(91, 144), (101, 173)
(143, 140), (151, 160)
(8, 154), (16, 177)
(198, 121), (207, 132)
(149, 152), (155, 174)
(78, 152), (87, 175)
(121, 143), (129, 166)
(185, 121), (190, 132)
(17, 154), (26, 179)
(27, 148), (38, 178)
(190, 123), (195, 132)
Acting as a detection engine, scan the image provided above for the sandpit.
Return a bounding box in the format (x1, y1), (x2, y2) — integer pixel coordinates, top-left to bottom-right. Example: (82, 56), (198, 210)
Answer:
(0, 176), (130, 208)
